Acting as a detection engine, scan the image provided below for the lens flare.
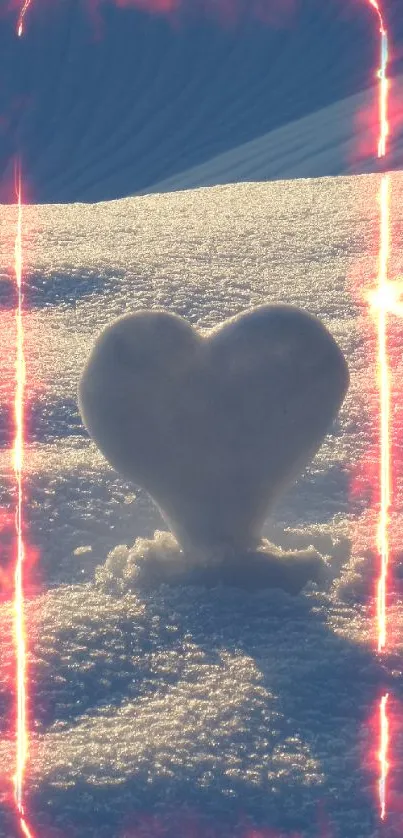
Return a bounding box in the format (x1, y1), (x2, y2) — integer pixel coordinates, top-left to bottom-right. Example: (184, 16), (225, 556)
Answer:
(364, 0), (395, 656)
(12, 162), (35, 838)
(364, 0), (403, 824)
(371, 171), (391, 657)
(6, 0), (401, 834)
(367, 0), (389, 158)
(16, 0), (32, 36)
(378, 693), (390, 821)
(13, 0), (297, 31)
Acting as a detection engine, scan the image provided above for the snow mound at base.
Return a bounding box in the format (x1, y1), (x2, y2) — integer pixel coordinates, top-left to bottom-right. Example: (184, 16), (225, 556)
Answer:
(95, 529), (330, 596)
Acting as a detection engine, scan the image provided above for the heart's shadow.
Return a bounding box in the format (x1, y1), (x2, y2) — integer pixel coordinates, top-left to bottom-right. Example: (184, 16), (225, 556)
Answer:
(22, 579), (396, 838)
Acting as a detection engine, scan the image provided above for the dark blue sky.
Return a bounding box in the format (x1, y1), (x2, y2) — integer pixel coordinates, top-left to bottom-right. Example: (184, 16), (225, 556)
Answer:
(0, 0), (402, 202)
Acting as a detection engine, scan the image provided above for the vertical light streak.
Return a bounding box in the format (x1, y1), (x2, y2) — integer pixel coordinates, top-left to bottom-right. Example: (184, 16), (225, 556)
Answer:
(368, 0), (389, 157)
(378, 693), (389, 821)
(373, 173), (390, 656)
(12, 162), (34, 838)
(367, 0), (390, 659)
(9, 9), (36, 838)
(365, 0), (394, 824)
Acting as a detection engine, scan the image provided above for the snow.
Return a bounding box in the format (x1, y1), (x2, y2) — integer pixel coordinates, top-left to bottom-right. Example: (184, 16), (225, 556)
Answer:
(0, 174), (403, 836)
(1, 0), (403, 202)
(143, 78), (403, 195)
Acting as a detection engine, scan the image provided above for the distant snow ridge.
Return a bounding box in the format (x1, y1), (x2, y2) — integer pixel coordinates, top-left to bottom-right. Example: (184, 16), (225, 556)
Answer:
(1, 1), (402, 201)
(143, 76), (403, 196)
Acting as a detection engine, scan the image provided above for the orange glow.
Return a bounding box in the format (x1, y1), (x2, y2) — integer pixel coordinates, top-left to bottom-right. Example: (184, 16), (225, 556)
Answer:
(20, 816), (34, 838)
(11, 0), (299, 32)
(12, 161), (34, 838)
(368, 280), (403, 318)
(378, 693), (389, 820)
(17, 0), (33, 36)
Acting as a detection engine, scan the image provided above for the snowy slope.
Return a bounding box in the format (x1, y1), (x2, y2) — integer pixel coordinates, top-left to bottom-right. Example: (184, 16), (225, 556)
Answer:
(144, 76), (403, 194)
(0, 0), (403, 202)
(0, 175), (403, 836)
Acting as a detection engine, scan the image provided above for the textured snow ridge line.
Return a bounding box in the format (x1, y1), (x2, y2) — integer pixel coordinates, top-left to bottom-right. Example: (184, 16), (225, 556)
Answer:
(0, 1), (402, 202)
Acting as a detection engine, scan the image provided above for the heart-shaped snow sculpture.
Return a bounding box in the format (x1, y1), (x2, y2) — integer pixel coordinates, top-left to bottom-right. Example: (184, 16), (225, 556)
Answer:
(78, 305), (349, 559)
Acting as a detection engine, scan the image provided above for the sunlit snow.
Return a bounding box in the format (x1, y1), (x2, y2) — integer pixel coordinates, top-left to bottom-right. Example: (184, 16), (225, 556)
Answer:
(0, 174), (403, 837)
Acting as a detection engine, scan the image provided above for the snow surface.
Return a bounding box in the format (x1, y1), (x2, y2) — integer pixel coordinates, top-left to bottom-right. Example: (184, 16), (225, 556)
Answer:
(0, 175), (403, 836)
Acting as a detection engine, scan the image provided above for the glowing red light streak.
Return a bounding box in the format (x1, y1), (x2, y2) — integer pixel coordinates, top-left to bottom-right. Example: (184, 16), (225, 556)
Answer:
(378, 693), (389, 821)
(364, 0), (390, 653)
(5, 0), (400, 833)
(12, 162), (34, 838)
(367, 0), (389, 158)
(363, 0), (402, 824)
(371, 173), (391, 656)
(17, 0), (32, 37)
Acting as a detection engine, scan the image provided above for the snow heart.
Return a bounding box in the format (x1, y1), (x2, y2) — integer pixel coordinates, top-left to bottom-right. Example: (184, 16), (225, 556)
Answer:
(78, 305), (349, 592)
